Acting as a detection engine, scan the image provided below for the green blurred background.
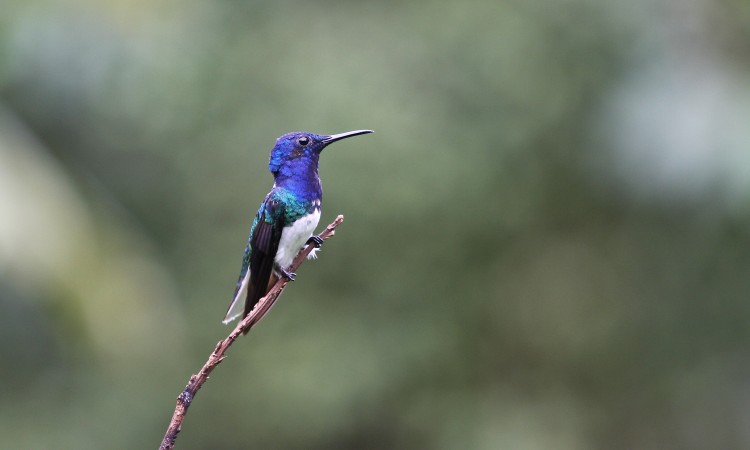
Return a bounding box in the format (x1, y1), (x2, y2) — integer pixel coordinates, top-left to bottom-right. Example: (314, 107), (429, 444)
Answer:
(2, 0), (750, 448)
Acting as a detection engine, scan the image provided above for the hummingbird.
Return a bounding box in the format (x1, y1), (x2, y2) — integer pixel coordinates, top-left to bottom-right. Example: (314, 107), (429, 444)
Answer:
(223, 129), (374, 325)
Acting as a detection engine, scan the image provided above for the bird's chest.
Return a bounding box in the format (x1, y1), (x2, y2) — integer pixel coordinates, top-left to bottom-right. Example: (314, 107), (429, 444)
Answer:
(274, 207), (321, 268)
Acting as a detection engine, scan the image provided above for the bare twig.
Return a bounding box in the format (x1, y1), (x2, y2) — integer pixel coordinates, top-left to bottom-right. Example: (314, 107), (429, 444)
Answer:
(159, 215), (345, 450)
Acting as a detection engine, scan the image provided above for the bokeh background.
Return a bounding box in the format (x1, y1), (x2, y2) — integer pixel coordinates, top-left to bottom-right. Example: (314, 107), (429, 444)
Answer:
(2, 0), (750, 448)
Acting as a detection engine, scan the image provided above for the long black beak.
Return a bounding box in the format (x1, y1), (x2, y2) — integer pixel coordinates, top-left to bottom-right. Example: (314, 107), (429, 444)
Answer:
(322, 129), (374, 146)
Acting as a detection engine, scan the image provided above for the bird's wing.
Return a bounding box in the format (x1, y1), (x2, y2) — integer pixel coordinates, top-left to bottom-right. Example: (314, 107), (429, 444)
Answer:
(223, 192), (285, 324)
(245, 196), (285, 318)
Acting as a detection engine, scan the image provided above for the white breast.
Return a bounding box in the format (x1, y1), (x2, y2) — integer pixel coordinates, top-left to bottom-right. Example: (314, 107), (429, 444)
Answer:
(274, 209), (321, 269)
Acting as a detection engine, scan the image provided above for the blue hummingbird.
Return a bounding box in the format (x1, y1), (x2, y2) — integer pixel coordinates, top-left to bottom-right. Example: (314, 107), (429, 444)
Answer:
(223, 129), (373, 325)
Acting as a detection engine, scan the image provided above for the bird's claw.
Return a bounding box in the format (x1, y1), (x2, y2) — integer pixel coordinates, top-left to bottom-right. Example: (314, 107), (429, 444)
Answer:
(280, 267), (296, 281)
(306, 235), (324, 248)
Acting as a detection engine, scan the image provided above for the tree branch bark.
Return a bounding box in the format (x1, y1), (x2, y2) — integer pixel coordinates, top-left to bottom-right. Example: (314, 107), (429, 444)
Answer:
(159, 215), (345, 450)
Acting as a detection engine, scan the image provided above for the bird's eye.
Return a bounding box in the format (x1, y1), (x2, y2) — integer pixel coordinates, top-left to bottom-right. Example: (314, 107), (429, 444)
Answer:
(297, 136), (310, 146)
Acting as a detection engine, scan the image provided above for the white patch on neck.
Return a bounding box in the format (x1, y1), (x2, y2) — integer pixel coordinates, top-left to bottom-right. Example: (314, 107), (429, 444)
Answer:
(274, 209), (321, 269)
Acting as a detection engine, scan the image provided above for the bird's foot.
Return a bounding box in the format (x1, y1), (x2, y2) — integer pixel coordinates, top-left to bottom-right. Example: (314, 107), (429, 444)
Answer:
(306, 235), (324, 248)
(306, 235), (323, 259)
(279, 267), (296, 281)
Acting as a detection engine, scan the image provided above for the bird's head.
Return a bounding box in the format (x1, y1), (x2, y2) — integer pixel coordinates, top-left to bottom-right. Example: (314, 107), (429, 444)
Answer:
(268, 130), (373, 175)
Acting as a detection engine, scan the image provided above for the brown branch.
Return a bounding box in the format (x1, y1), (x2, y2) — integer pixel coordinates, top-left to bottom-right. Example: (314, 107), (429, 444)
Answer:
(159, 215), (345, 450)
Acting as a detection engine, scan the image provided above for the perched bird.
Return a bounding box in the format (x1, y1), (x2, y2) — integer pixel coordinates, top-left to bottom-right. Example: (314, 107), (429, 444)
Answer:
(223, 129), (373, 325)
